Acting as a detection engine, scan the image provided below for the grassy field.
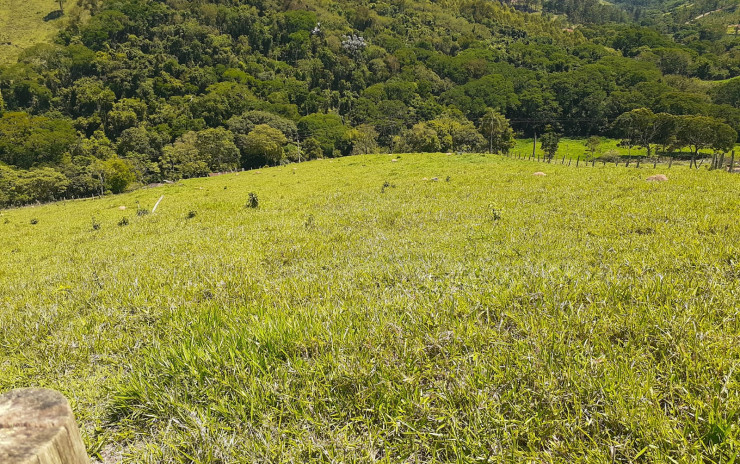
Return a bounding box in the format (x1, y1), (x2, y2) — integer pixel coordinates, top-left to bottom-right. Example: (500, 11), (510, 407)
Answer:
(0, 0), (76, 64)
(2, 153), (740, 462)
(514, 137), (740, 161)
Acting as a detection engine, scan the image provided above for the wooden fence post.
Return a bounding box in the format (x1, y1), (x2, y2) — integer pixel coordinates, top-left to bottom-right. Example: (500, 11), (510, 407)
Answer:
(729, 151), (735, 173)
(0, 389), (89, 464)
(576, 155), (580, 167)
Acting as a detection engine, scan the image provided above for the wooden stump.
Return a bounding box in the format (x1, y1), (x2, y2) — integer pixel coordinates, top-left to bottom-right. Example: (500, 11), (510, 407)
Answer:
(0, 389), (89, 464)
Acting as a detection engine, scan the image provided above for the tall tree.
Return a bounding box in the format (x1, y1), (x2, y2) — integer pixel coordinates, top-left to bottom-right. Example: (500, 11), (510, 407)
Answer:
(478, 108), (515, 154)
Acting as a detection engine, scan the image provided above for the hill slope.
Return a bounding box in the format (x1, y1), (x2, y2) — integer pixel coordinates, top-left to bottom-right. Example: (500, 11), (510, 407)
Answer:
(0, 0), (76, 64)
(2, 154), (740, 461)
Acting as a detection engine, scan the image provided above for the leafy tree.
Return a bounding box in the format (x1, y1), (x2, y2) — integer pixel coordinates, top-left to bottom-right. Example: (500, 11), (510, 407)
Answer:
(540, 128), (561, 160)
(675, 115), (737, 164)
(478, 108), (515, 154)
(614, 108), (663, 156)
(586, 136), (601, 159)
(0, 112), (76, 168)
(347, 124), (379, 155)
(301, 137), (323, 160)
(159, 132), (210, 180)
(107, 98), (147, 137)
(298, 113), (349, 157)
(401, 123), (441, 153)
(195, 127), (240, 172)
(241, 124), (287, 167)
(712, 79), (740, 109)
(89, 157), (135, 194)
(228, 111), (298, 140)
(0, 165), (70, 206)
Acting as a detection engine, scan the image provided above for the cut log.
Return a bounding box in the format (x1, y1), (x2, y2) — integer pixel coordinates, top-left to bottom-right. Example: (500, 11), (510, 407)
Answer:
(0, 389), (89, 464)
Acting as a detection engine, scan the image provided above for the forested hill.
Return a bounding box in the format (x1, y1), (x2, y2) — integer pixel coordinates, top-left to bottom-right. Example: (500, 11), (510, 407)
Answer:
(1, 0), (739, 207)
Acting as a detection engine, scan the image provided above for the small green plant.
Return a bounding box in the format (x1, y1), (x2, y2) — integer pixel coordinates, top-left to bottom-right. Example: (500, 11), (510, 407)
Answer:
(246, 192), (259, 208)
(490, 207), (502, 221)
(30, 218), (38, 225)
(118, 217), (129, 226)
(304, 214), (315, 229)
(187, 210), (197, 219)
(91, 217), (101, 230)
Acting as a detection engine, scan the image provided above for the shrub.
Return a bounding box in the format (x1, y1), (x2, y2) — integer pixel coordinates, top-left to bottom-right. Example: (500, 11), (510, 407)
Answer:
(246, 192), (259, 208)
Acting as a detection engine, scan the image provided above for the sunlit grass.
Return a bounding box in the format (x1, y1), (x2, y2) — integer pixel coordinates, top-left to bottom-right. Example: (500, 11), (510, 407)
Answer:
(1, 153), (740, 462)
(514, 137), (740, 162)
(0, 0), (76, 64)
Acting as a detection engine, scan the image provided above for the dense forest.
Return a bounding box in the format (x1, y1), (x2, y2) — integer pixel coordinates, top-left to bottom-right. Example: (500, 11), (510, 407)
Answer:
(1, 0), (739, 206)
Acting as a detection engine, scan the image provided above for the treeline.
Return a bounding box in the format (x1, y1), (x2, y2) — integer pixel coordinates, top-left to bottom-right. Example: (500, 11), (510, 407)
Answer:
(0, 0), (739, 207)
(614, 108), (737, 160)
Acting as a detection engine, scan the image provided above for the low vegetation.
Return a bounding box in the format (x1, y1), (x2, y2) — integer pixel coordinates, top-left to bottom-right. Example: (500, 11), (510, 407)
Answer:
(1, 153), (739, 461)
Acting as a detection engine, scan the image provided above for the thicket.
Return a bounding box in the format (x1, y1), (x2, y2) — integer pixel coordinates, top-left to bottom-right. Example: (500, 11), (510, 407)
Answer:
(1, 0), (739, 206)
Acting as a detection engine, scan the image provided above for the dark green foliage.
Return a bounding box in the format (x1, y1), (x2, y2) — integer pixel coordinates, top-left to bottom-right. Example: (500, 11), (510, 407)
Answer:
(541, 129), (561, 160)
(0, 0), (739, 206)
(246, 192), (258, 208)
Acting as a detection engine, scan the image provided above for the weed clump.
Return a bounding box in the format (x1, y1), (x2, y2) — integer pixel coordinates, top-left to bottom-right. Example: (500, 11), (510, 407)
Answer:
(246, 192), (259, 209)
(304, 214), (315, 229)
(187, 210), (197, 219)
(381, 181), (396, 193)
(118, 217), (129, 227)
(490, 207), (502, 222)
(136, 203), (150, 216)
(91, 217), (101, 230)
(30, 218), (38, 225)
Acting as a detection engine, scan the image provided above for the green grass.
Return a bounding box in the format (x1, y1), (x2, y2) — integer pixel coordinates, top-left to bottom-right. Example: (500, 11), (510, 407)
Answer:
(0, 0), (76, 64)
(2, 153), (740, 462)
(514, 137), (635, 160)
(514, 137), (740, 161)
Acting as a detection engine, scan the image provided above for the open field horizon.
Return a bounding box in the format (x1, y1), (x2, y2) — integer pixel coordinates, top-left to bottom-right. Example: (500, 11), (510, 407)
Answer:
(2, 153), (739, 462)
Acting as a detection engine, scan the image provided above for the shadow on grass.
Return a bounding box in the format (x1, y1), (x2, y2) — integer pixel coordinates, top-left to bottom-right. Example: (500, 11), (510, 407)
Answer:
(43, 10), (63, 21)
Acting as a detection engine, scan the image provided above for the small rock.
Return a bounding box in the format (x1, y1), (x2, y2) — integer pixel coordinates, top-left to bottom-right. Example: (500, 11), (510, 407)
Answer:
(391, 159), (398, 162)
(118, 206), (126, 210)
(533, 172), (546, 177)
(646, 174), (668, 182)
(431, 177), (439, 182)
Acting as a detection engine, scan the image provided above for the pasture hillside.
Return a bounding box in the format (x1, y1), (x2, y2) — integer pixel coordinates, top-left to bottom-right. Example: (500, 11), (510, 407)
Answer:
(1, 153), (740, 462)
(0, 0), (75, 64)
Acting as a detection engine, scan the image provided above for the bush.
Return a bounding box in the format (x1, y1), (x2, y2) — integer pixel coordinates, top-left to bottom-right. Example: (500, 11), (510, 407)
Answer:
(246, 192), (259, 208)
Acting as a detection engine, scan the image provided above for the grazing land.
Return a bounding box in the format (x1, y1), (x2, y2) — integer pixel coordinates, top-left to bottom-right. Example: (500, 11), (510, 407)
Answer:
(1, 153), (739, 462)
(0, 0), (75, 64)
